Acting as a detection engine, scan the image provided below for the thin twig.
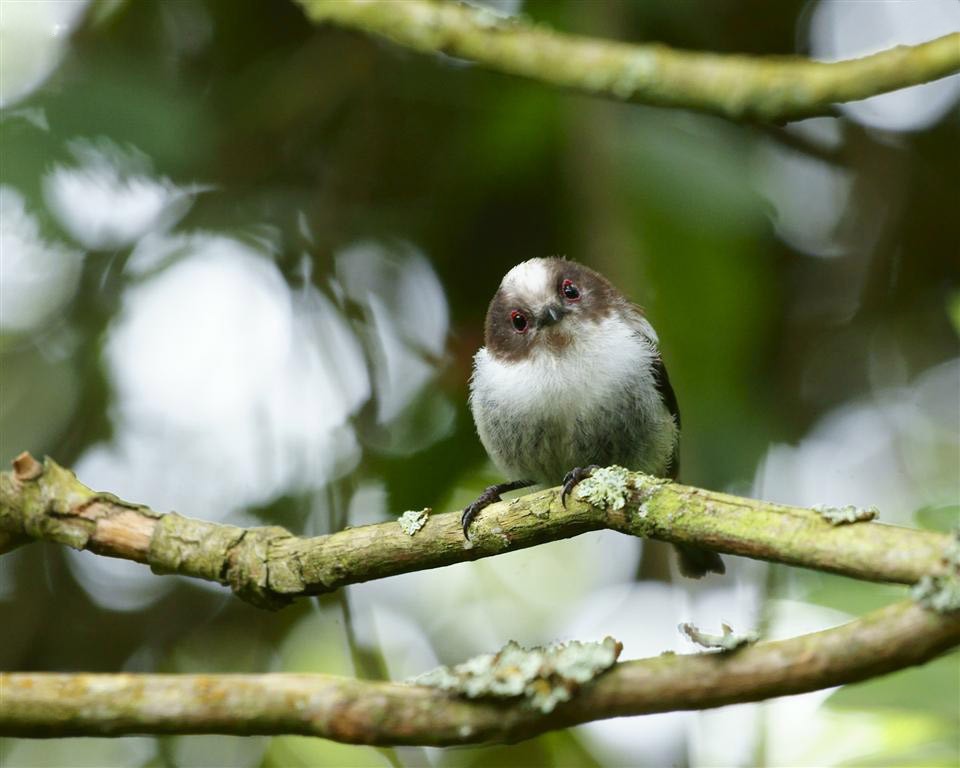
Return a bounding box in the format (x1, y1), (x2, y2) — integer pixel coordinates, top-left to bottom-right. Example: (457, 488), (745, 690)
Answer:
(297, 0), (960, 122)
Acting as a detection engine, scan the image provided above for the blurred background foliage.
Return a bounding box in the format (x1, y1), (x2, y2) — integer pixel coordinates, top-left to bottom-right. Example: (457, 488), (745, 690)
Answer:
(1, 0), (958, 766)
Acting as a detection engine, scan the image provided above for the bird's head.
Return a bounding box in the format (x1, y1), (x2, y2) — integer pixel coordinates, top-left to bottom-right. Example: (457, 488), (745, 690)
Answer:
(484, 257), (625, 361)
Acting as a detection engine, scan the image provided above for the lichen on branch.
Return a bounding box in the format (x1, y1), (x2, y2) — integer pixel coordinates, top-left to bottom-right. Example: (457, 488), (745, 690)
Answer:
(680, 622), (759, 652)
(2, 601), (957, 744)
(413, 636), (622, 714)
(814, 503), (879, 525)
(2, 455), (958, 743)
(911, 530), (960, 614)
(0, 453), (952, 610)
(399, 507), (430, 536)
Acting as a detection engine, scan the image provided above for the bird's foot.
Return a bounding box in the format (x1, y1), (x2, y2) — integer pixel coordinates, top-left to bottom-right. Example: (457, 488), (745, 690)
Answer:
(461, 479), (534, 539)
(561, 465), (601, 507)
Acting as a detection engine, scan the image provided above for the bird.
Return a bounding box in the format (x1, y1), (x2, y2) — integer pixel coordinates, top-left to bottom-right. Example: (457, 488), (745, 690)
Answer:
(462, 257), (724, 579)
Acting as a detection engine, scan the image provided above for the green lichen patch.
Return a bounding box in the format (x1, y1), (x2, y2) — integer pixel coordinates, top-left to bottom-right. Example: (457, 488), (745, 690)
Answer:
(912, 574), (960, 613)
(574, 466), (633, 511)
(411, 636), (622, 713)
(912, 530), (960, 613)
(467, 3), (513, 30)
(398, 508), (430, 536)
(526, 494), (553, 518)
(944, 529), (960, 569)
(632, 474), (669, 519)
(813, 503), (879, 525)
(679, 622), (759, 652)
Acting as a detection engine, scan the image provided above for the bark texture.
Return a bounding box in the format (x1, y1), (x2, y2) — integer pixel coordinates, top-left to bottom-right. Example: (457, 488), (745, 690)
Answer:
(0, 455), (949, 609)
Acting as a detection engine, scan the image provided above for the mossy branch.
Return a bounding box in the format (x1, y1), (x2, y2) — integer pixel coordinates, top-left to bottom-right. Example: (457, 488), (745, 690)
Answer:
(296, 0), (960, 122)
(2, 601), (957, 743)
(0, 453), (950, 610)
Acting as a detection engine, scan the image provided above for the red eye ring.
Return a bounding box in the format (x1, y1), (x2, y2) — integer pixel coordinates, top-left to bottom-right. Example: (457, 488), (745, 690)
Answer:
(562, 279), (581, 301)
(510, 310), (528, 333)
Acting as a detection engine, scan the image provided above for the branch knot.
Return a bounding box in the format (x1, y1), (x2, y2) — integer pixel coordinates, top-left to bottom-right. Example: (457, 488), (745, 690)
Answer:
(150, 514), (300, 609)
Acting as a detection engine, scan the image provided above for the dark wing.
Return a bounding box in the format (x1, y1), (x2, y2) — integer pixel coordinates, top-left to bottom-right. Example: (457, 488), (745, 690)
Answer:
(650, 349), (723, 576)
(651, 354), (681, 479)
(626, 308), (682, 478)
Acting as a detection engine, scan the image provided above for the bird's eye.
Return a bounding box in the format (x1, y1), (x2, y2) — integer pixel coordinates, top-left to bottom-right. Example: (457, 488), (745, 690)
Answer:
(562, 279), (581, 301)
(510, 310), (528, 333)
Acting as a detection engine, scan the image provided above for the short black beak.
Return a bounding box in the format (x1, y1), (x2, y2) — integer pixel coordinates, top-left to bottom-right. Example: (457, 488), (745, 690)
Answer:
(538, 303), (569, 327)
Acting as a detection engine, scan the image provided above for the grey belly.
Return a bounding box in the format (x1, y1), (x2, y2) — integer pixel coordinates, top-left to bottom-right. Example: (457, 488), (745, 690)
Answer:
(477, 391), (669, 485)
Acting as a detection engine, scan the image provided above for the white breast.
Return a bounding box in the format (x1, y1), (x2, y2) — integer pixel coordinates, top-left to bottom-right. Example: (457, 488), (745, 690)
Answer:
(471, 316), (656, 417)
(469, 315), (670, 481)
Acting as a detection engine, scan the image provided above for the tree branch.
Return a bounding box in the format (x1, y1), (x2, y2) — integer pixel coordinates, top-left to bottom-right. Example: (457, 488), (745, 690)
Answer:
(0, 454), (950, 609)
(296, 0), (960, 122)
(2, 601), (957, 744)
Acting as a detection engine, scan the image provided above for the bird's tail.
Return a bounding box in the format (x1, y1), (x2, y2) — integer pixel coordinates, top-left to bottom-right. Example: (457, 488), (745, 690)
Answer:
(674, 544), (725, 579)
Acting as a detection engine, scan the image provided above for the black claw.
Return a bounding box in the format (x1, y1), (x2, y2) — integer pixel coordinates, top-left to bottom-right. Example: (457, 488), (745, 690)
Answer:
(461, 479), (535, 539)
(460, 498), (489, 540)
(461, 487), (501, 540)
(561, 465), (600, 508)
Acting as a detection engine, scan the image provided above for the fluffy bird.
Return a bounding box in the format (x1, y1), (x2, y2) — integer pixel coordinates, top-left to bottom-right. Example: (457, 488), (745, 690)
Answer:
(463, 257), (724, 579)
